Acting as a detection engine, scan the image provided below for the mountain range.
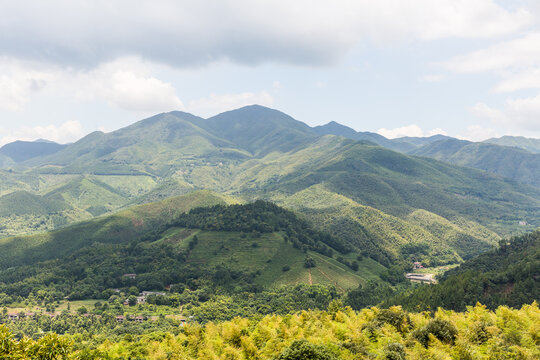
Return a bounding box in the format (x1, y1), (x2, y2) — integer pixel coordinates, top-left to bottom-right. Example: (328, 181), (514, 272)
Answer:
(0, 105), (538, 261)
(0, 104), (537, 315)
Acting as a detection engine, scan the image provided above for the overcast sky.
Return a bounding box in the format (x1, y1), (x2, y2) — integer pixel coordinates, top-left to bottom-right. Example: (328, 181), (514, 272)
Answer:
(1, 0), (540, 145)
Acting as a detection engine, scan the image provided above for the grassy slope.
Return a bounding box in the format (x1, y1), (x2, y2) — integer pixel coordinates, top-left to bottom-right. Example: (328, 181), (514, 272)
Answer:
(251, 139), (540, 234)
(0, 190), (232, 268)
(163, 227), (378, 290)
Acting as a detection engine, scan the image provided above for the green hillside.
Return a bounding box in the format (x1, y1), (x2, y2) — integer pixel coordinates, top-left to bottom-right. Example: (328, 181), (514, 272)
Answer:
(410, 138), (540, 188)
(0, 140), (66, 162)
(0, 190), (68, 216)
(201, 105), (318, 155)
(383, 229), (540, 311)
(313, 120), (416, 152)
(0, 105), (539, 265)
(485, 135), (540, 153)
(235, 136), (540, 234)
(0, 190), (232, 268)
(0, 197), (374, 302)
(281, 184), (499, 266)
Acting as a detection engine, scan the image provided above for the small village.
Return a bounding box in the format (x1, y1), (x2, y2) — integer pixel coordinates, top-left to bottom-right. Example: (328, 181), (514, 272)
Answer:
(2, 287), (187, 326)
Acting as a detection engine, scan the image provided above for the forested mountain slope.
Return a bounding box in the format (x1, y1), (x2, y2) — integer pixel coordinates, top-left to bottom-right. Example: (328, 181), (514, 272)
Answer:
(384, 230), (540, 311)
(485, 135), (540, 153)
(0, 197), (376, 301)
(0, 105), (538, 251)
(410, 138), (540, 187)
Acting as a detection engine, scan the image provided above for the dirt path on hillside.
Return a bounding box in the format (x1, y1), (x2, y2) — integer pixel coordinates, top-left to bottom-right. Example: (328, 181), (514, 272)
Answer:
(317, 268), (345, 292)
(308, 269), (313, 285)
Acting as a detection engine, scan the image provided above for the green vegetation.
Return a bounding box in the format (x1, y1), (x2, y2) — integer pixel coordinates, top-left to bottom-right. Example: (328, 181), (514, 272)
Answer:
(1, 303), (538, 359)
(0, 190), (232, 268)
(0, 139), (66, 162)
(0, 105), (538, 243)
(383, 230), (540, 311)
(410, 138), (540, 188)
(485, 135), (540, 154)
(0, 200), (374, 308)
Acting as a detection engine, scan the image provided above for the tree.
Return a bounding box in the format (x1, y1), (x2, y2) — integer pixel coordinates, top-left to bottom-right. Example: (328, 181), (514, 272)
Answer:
(77, 306), (88, 315)
(274, 340), (338, 360)
(128, 295), (137, 306)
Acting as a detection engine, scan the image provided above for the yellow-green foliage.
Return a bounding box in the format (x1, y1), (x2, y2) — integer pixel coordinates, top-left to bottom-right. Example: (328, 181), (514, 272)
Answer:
(2, 303), (538, 359)
(281, 184), (497, 265)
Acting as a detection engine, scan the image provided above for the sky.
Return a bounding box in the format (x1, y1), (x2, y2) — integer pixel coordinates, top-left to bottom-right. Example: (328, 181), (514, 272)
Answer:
(1, 0), (540, 145)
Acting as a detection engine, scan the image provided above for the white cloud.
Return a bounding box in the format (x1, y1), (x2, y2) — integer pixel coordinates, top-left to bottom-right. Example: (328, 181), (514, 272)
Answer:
(0, 56), (184, 114)
(494, 67), (540, 93)
(0, 1), (530, 68)
(377, 124), (447, 138)
(0, 120), (84, 146)
(0, 58), (51, 111)
(456, 125), (498, 142)
(443, 30), (540, 134)
(80, 60), (184, 113)
(472, 94), (540, 132)
(426, 128), (448, 136)
(187, 91), (274, 117)
(442, 33), (540, 75)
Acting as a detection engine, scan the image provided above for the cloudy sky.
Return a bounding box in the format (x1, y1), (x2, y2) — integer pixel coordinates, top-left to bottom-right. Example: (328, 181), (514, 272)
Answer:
(1, 0), (540, 145)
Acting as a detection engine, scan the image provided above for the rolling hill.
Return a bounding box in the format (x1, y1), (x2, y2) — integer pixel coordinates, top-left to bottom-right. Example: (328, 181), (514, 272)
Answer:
(0, 139), (66, 162)
(485, 135), (540, 153)
(0, 193), (377, 301)
(410, 138), (540, 187)
(313, 121), (416, 152)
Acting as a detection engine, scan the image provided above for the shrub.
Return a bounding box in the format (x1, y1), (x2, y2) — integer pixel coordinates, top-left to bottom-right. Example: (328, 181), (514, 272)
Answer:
(413, 319), (458, 348)
(274, 340), (338, 360)
(282, 265), (291, 272)
(383, 343), (406, 360)
(304, 257), (316, 268)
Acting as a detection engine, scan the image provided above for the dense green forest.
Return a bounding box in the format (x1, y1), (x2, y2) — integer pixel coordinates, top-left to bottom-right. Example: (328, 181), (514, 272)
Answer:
(381, 230), (540, 311)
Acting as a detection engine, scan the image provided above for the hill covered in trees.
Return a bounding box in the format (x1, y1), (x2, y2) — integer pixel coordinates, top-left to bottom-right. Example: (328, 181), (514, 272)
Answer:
(382, 230), (540, 311)
(0, 196), (377, 304)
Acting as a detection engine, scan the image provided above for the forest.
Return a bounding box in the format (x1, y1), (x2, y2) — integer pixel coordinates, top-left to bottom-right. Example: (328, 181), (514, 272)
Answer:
(1, 302), (538, 359)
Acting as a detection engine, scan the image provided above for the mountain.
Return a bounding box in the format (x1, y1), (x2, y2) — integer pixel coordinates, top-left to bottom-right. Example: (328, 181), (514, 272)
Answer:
(410, 138), (540, 187)
(234, 135), (540, 232)
(485, 135), (540, 154)
(0, 139), (66, 162)
(201, 105), (318, 155)
(25, 111), (249, 177)
(0, 190), (68, 217)
(384, 229), (540, 311)
(0, 105), (539, 263)
(0, 194), (376, 301)
(0, 154), (15, 168)
(0, 190), (232, 269)
(313, 121), (416, 152)
(393, 134), (453, 147)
